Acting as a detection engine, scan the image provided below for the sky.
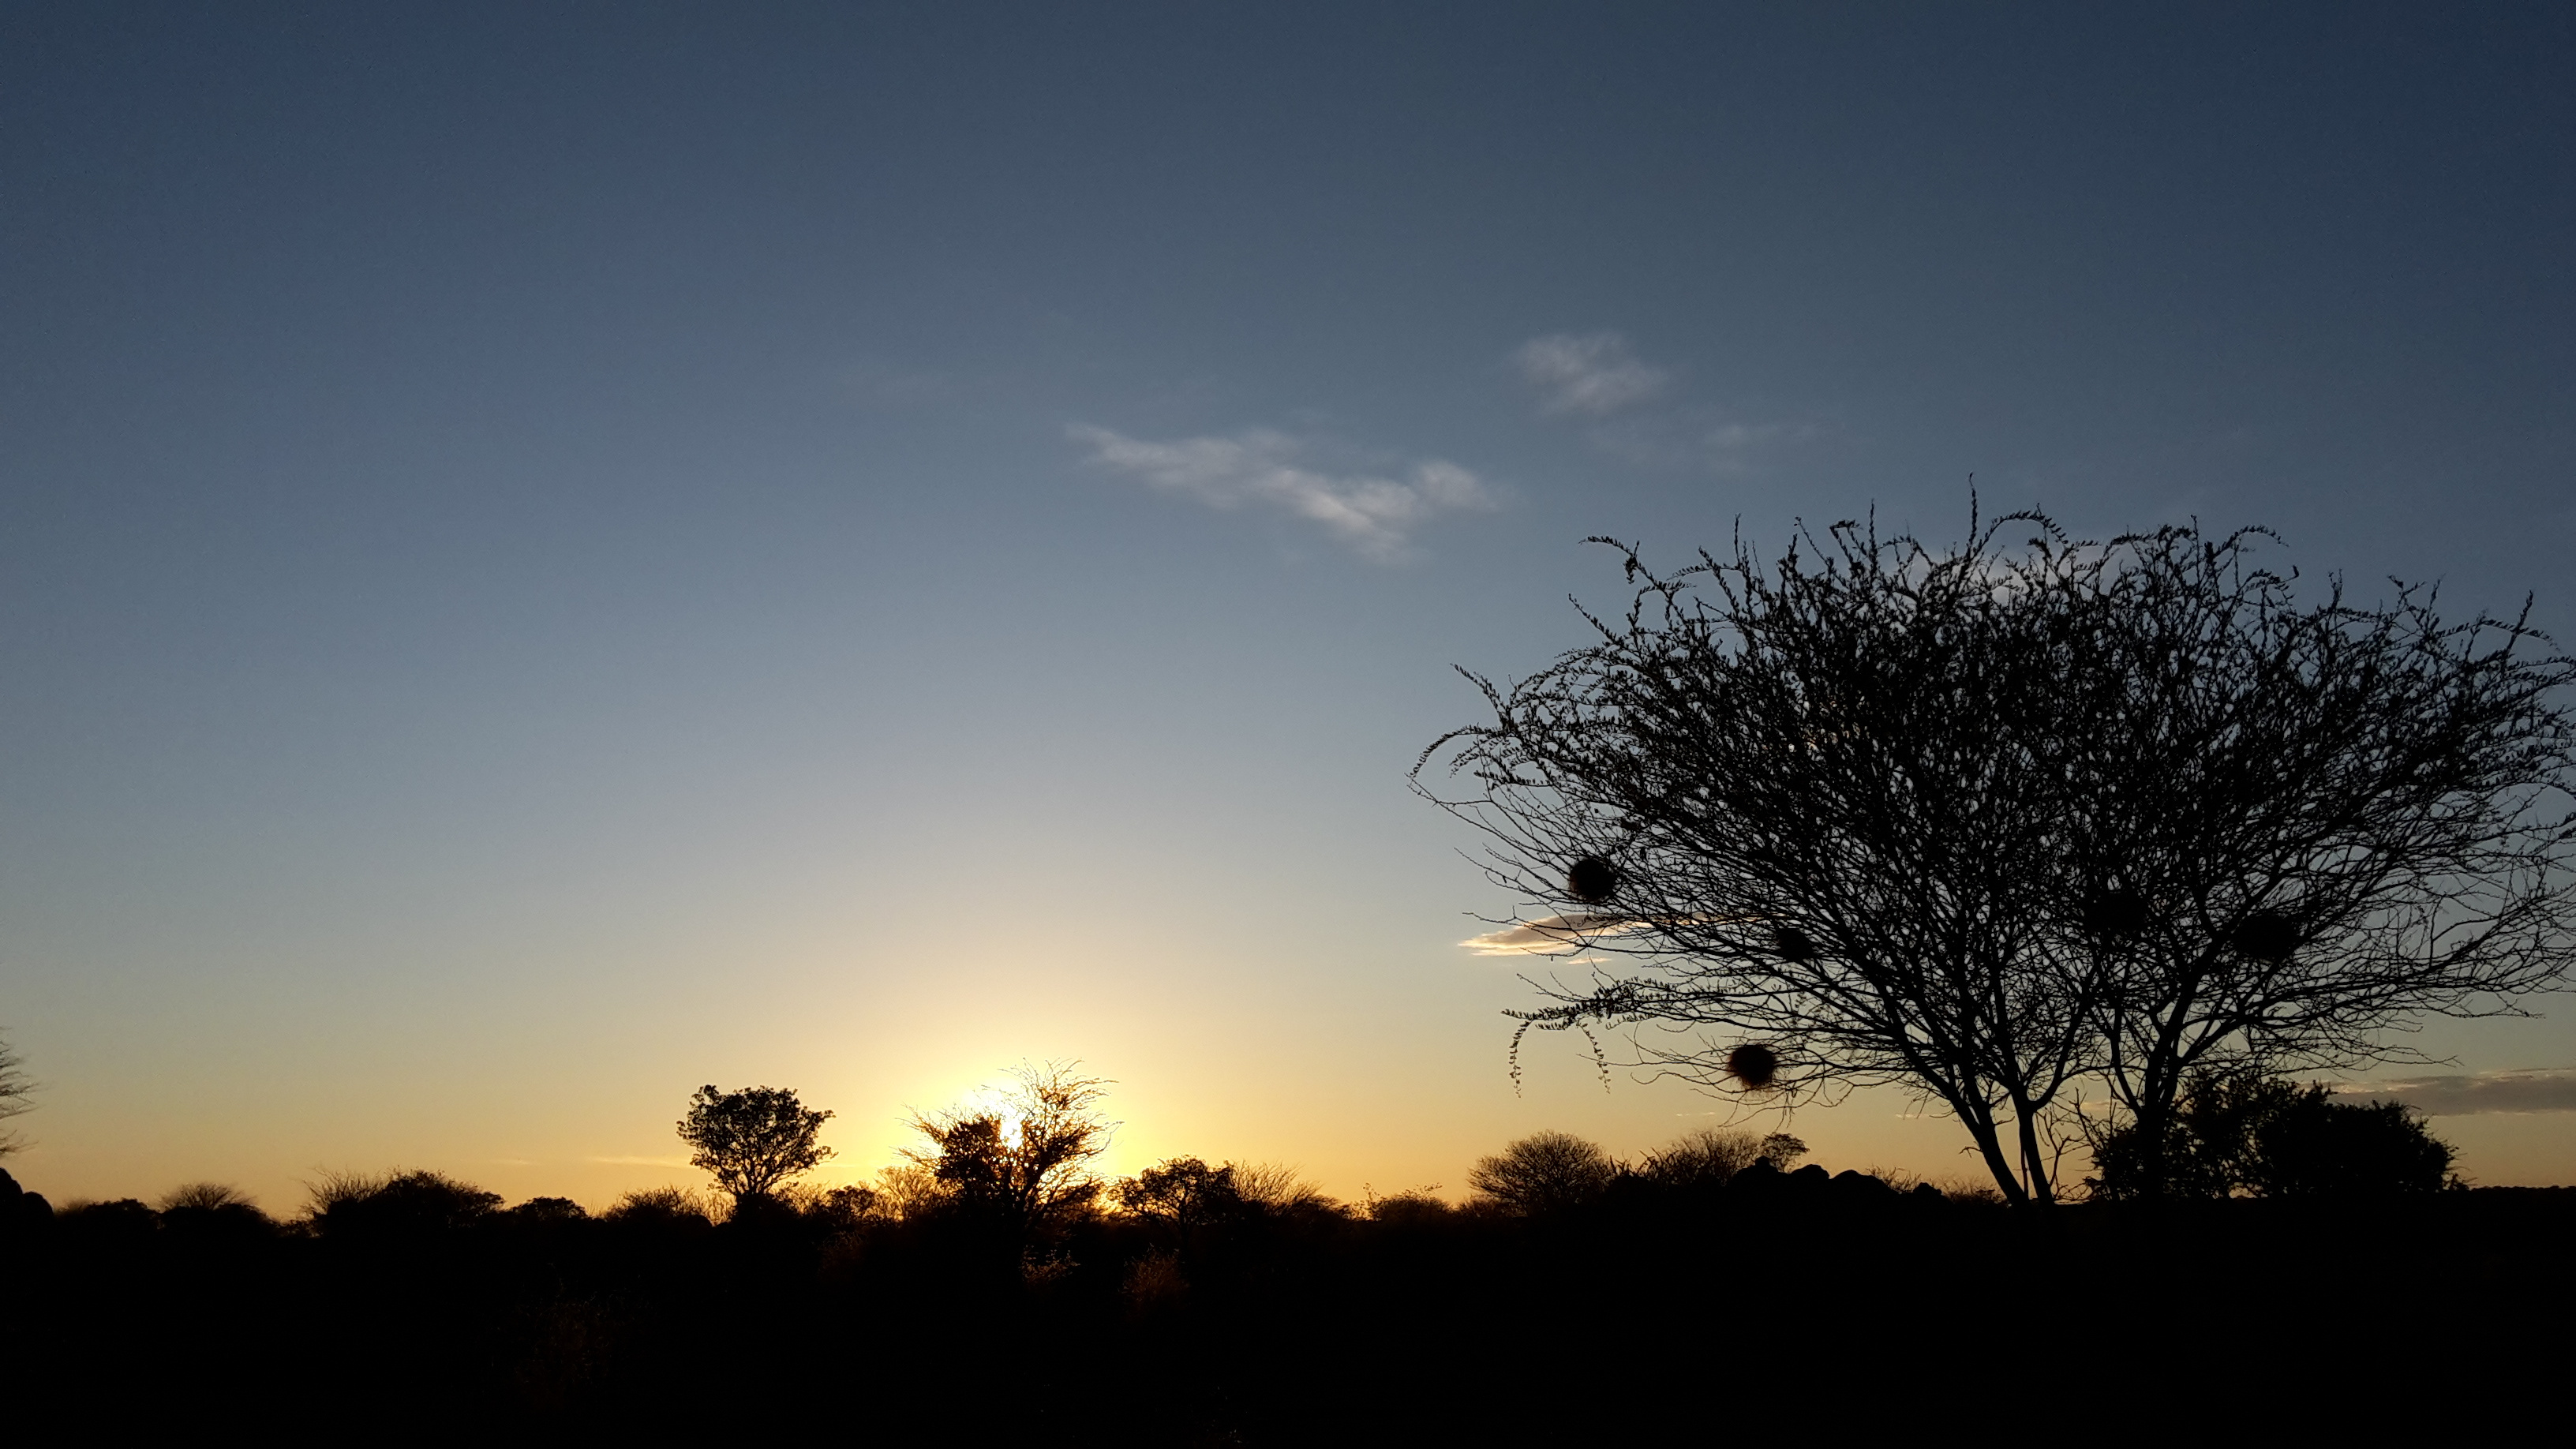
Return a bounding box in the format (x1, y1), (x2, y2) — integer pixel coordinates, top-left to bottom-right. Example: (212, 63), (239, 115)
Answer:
(3, 2), (2573, 1212)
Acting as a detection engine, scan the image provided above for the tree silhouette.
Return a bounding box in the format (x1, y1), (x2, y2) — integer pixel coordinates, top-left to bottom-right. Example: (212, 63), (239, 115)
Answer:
(0, 1030), (33, 1158)
(1636, 1128), (1806, 1188)
(1116, 1157), (1248, 1239)
(2086, 1069), (2456, 1199)
(676, 1084), (835, 1209)
(1418, 511), (2574, 1204)
(1466, 1131), (1619, 1215)
(905, 1061), (1114, 1251)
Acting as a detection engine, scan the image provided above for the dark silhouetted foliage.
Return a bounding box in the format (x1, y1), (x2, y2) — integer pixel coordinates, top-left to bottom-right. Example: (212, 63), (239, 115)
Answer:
(1418, 513), (2576, 1204)
(2088, 1071), (2457, 1200)
(677, 1084), (835, 1208)
(1466, 1130), (1619, 1215)
(1117, 1157), (1247, 1238)
(7, 1133), (2570, 1436)
(603, 1185), (714, 1226)
(0, 1029), (33, 1157)
(1637, 1128), (1805, 1188)
(905, 1061), (1115, 1256)
(309, 1170), (504, 1237)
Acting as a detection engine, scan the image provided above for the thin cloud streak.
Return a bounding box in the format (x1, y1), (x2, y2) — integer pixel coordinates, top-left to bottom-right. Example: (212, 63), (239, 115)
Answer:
(1513, 330), (1817, 472)
(1072, 424), (1493, 560)
(1461, 914), (1649, 956)
(2337, 1068), (2576, 1116)
(1512, 331), (1668, 417)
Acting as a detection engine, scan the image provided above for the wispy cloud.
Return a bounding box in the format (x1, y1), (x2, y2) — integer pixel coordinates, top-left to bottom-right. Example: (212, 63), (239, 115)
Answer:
(1071, 425), (1493, 561)
(586, 1155), (692, 1167)
(1511, 331), (1821, 473)
(1461, 914), (1649, 956)
(2335, 1067), (2576, 1116)
(1513, 332), (1668, 417)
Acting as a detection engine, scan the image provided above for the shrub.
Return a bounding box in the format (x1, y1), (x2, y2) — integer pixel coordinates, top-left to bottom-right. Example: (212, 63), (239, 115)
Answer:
(603, 1185), (714, 1225)
(307, 1169), (502, 1236)
(1466, 1131), (1619, 1215)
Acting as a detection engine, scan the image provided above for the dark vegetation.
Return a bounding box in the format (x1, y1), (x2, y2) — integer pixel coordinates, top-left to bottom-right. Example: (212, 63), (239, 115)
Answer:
(9, 1071), (2567, 1438)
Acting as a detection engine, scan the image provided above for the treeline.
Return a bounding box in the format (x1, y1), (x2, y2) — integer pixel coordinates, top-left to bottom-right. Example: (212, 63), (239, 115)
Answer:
(7, 1094), (2569, 1437)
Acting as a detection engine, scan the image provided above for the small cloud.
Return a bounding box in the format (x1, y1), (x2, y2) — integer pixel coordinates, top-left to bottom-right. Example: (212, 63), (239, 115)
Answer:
(586, 1155), (692, 1167)
(1461, 914), (1648, 956)
(2336, 1068), (2576, 1116)
(1513, 332), (1668, 417)
(1071, 425), (1493, 561)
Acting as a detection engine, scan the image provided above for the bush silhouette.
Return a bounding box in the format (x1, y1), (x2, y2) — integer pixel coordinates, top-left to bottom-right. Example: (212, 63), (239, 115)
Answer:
(1116, 1158), (1248, 1238)
(1467, 1131), (1618, 1215)
(2087, 1072), (2458, 1200)
(1637, 1129), (1806, 1189)
(307, 1170), (502, 1237)
(603, 1185), (714, 1225)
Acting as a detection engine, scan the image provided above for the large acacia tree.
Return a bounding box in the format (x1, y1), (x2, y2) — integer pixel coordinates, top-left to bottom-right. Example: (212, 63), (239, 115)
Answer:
(1416, 514), (2575, 1204)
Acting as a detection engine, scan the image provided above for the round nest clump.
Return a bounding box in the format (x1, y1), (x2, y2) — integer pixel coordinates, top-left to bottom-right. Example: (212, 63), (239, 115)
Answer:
(1566, 856), (1619, 904)
(2230, 908), (2301, 963)
(1771, 926), (1818, 964)
(2084, 886), (2150, 938)
(1726, 1043), (1780, 1091)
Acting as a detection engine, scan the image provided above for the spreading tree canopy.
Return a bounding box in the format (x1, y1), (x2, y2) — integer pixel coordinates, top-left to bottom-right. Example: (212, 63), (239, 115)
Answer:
(1417, 512), (2576, 1204)
(677, 1084), (835, 1208)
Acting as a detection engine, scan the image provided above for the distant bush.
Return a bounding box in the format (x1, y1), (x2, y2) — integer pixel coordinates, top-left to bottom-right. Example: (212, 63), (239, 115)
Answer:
(1229, 1162), (1342, 1218)
(155, 1181), (275, 1240)
(59, 1197), (159, 1240)
(505, 1196), (590, 1224)
(160, 1181), (259, 1212)
(307, 1170), (503, 1237)
(2087, 1070), (2458, 1200)
(1467, 1131), (1619, 1215)
(603, 1185), (715, 1226)
(1116, 1158), (1247, 1237)
(1638, 1129), (1805, 1188)
(1365, 1188), (1454, 1226)
(864, 1163), (950, 1222)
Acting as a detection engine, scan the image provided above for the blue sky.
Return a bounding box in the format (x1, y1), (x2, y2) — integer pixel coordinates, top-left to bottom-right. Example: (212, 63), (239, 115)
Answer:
(4, 3), (2572, 1208)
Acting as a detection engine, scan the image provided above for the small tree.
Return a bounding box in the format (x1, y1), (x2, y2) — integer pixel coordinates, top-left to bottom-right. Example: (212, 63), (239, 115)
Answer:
(677, 1084), (835, 1208)
(1466, 1130), (1620, 1215)
(306, 1169), (503, 1236)
(0, 1031), (34, 1157)
(1638, 1128), (1806, 1188)
(1117, 1157), (1247, 1238)
(2087, 1070), (2455, 1200)
(905, 1061), (1115, 1249)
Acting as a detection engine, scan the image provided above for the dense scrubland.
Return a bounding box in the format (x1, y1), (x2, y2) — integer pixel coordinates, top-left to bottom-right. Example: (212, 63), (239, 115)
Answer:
(9, 1121), (2570, 1439)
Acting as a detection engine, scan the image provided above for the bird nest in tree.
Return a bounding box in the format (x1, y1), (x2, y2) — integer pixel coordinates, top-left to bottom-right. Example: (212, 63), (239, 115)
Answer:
(2230, 908), (2301, 963)
(1566, 856), (1618, 904)
(2083, 885), (2149, 938)
(1726, 1043), (1780, 1091)
(1770, 927), (1818, 964)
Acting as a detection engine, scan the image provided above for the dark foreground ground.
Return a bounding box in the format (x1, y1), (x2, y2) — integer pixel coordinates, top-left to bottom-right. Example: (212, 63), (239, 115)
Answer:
(9, 1170), (2570, 1442)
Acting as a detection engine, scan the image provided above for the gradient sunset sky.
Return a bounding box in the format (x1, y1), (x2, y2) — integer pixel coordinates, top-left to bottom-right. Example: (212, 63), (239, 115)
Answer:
(5, 2), (2573, 1211)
